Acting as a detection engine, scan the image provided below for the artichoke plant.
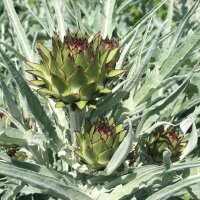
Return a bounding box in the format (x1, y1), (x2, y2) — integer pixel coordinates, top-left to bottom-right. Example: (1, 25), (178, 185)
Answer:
(146, 125), (186, 164)
(27, 31), (125, 109)
(75, 118), (127, 168)
(1, 0), (200, 199)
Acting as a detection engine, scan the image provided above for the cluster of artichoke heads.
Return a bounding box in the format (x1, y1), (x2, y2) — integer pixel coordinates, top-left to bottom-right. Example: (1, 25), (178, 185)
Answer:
(75, 118), (127, 169)
(26, 29), (128, 169)
(146, 125), (186, 163)
(27, 30), (125, 109)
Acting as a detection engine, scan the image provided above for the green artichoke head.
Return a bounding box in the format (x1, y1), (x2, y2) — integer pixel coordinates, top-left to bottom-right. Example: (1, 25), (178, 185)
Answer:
(75, 118), (127, 169)
(27, 30), (125, 109)
(146, 125), (186, 164)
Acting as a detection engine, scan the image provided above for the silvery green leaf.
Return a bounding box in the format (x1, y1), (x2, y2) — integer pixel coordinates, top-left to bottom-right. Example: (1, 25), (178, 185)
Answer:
(0, 127), (28, 146)
(109, 166), (164, 200)
(0, 48), (61, 151)
(121, 0), (168, 44)
(54, 0), (65, 40)
(44, 0), (55, 35)
(170, 93), (185, 117)
(133, 30), (200, 106)
(0, 75), (24, 127)
(104, 119), (133, 175)
(3, 0), (34, 63)
(25, 2), (50, 37)
(168, 0), (200, 54)
(0, 108), (25, 132)
(0, 162), (92, 200)
(116, 26), (139, 70)
(180, 105), (200, 134)
(109, 160), (200, 200)
(1, 181), (24, 200)
(136, 72), (191, 137)
(146, 175), (200, 200)
(0, 41), (26, 61)
(145, 121), (173, 135)
(101, 0), (116, 39)
(124, 19), (152, 93)
(180, 117), (193, 134)
(180, 120), (198, 160)
(116, 0), (135, 14)
(140, 114), (159, 133)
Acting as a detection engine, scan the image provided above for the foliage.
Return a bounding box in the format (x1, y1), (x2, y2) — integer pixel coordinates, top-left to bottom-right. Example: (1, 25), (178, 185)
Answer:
(0, 0), (200, 199)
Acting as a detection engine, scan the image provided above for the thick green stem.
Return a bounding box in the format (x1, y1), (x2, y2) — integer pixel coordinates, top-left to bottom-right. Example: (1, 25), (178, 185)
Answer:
(69, 108), (84, 146)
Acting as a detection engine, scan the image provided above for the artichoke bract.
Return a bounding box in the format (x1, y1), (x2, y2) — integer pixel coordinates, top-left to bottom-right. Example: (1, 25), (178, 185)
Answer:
(146, 125), (186, 164)
(75, 118), (127, 169)
(27, 30), (125, 109)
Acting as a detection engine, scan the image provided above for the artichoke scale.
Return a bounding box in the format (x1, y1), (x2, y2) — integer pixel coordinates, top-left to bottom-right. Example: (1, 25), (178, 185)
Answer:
(75, 52), (89, 69)
(62, 94), (79, 104)
(60, 55), (76, 78)
(92, 139), (108, 155)
(97, 148), (113, 165)
(50, 74), (70, 97)
(82, 146), (97, 165)
(49, 54), (65, 80)
(67, 66), (88, 94)
(38, 42), (51, 59)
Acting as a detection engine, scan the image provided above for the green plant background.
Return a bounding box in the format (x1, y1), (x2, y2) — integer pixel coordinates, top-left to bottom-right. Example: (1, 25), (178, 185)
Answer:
(0, 0), (200, 199)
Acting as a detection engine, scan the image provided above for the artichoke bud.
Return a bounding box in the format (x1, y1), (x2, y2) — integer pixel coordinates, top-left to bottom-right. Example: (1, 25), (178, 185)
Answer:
(7, 147), (28, 161)
(27, 30), (126, 109)
(75, 118), (127, 169)
(146, 125), (186, 163)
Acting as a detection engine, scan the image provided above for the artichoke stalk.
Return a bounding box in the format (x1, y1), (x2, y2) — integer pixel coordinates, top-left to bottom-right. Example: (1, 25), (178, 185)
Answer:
(75, 118), (127, 169)
(146, 125), (186, 163)
(27, 30), (125, 109)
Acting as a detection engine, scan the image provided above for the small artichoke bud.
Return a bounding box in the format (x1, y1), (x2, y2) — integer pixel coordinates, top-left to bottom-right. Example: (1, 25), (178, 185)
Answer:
(75, 118), (127, 169)
(146, 125), (186, 164)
